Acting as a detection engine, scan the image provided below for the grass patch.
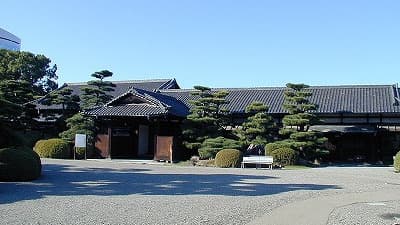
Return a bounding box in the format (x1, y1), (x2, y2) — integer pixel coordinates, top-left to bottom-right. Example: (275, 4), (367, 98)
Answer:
(283, 165), (312, 170)
(172, 160), (192, 167)
(170, 159), (216, 167)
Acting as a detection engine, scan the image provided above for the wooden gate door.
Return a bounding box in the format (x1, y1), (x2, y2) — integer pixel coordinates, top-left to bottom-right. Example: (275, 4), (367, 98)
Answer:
(154, 136), (173, 162)
(95, 134), (110, 158)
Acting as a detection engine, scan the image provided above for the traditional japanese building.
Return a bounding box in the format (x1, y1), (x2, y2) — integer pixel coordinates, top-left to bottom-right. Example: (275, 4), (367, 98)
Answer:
(32, 78), (180, 124)
(80, 82), (400, 163)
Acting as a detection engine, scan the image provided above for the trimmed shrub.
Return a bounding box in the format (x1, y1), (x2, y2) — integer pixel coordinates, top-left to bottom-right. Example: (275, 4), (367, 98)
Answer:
(265, 141), (292, 156)
(0, 147), (42, 181)
(215, 149), (243, 168)
(394, 151), (400, 173)
(34, 138), (70, 159)
(270, 147), (298, 166)
(198, 137), (242, 159)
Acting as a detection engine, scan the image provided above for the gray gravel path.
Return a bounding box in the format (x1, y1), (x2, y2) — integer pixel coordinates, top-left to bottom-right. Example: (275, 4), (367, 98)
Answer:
(327, 200), (400, 225)
(0, 159), (399, 225)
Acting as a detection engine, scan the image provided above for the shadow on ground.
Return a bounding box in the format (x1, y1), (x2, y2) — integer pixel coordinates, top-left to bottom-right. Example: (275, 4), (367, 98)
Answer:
(0, 163), (341, 204)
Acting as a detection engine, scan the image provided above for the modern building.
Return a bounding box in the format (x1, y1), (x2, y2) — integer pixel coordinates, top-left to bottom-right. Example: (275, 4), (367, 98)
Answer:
(0, 28), (21, 51)
(34, 78), (400, 163)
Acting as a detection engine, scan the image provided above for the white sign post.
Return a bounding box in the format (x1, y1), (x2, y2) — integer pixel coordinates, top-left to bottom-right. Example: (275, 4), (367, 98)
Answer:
(74, 134), (87, 160)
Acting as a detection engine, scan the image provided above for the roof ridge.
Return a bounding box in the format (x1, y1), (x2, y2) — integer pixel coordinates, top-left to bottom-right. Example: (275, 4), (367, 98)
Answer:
(309, 84), (394, 88)
(104, 87), (168, 108)
(66, 78), (173, 86)
(160, 84), (396, 92)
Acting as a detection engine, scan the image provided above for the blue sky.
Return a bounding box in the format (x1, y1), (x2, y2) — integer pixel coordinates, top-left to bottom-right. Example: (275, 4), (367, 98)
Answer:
(1, 1), (399, 88)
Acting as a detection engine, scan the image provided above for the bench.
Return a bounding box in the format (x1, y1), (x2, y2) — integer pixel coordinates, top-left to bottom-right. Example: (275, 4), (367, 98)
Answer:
(241, 156), (273, 170)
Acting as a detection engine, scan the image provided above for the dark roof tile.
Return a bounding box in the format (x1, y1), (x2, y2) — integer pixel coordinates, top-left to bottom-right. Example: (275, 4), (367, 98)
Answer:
(33, 78), (179, 110)
(159, 85), (400, 115)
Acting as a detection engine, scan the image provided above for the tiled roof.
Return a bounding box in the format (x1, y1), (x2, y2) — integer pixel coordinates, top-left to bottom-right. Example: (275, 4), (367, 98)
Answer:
(85, 104), (168, 117)
(85, 84), (400, 118)
(84, 88), (187, 117)
(33, 78), (179, 110)
(159, 84), (400, 114)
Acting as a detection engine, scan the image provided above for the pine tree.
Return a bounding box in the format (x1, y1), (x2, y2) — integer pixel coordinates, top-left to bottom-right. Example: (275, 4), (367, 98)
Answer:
(81, 70), (115, 109)
(182, 86), (230, 152)
(280, 83), (327, 160)
(236, 101), (276, 147)
(0, 75), (38, 133)
(44, 87), (80, 117)
(59, 113), (96, 156)
(0, 80), (33, 104)
(59, 113), (95, 142)
(0, 49), (58, 97)
(0, 97), (23, 147)
(59, 70), (115, 157)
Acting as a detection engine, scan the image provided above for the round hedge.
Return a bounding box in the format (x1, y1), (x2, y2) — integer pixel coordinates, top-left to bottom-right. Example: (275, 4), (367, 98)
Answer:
(394, 151), (400, 173)
(270, 147), (298, 166)
(0, 147), (42, 181)
(265, 142), (292, 156)
(215, 149), (243, 168)
(34, 138), (70, 159)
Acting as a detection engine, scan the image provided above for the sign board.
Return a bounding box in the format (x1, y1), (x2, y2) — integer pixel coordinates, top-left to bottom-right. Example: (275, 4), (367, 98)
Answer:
(75, 134), (86, 148)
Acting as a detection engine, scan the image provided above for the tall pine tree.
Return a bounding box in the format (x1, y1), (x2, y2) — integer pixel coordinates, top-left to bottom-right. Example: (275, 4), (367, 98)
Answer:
(81, 70), (115, 109)
(236, 101), (276, 147)
(44, 87), (80, 118)
(0, 49), (57, 97)
(182, 86), (230, 152)
(280, 83), (327, 160)
(0, 49), (56, 147)
(59, 70), (115, 157)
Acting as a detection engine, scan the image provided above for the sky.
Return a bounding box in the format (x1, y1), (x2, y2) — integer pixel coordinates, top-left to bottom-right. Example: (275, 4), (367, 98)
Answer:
(1, 0), (400, 88)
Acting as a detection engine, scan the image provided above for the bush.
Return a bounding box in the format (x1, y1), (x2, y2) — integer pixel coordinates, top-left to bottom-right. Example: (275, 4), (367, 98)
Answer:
(215, 149), (243, 168)
(34, 138), (70, 159)
(265, 141), (292, 156)
(394, 151), (400, 173)
(198, 137), (242, 159)
(0, 147), (42, 181)
(270, 147), (298, 166)
(198, 148), (220, 160)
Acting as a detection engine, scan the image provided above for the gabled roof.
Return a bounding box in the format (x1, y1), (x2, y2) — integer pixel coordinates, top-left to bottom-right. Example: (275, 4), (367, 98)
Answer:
(85, 84), (400, 118)
(33, 78), (180, 110)
(84, 88), (171, 117)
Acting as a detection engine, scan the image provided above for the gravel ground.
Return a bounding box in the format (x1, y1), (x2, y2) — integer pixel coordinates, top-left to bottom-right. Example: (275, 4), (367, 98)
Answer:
(0, 159), (399, 225)
(327, 201), (400, 225)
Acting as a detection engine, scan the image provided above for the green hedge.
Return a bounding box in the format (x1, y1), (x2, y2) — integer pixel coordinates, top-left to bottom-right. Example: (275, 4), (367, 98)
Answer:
(0, 147), (42, 181)
(198, 137), (242, 159)
(215, 149), (243, 168)
(270, 147), (298, 166)
(34, 138), (70, 159)
(394, 151), (400, 173)
(265, 142), (292, 156)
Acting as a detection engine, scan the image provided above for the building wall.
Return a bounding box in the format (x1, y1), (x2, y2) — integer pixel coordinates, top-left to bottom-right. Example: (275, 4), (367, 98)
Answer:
(0, 28), (21, 51)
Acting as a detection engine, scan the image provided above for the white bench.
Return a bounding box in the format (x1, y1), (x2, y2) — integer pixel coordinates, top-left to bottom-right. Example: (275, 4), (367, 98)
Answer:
(241, 156), (273, 170)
